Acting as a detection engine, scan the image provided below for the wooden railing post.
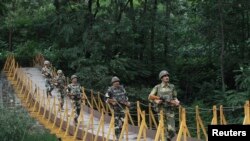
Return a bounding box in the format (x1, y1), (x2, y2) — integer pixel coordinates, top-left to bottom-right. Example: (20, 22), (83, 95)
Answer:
(211, 105), (217, 125)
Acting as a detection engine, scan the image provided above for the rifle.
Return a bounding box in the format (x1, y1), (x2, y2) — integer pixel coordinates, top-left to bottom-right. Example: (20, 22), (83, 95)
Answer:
(67, 93), (85, 100)
(108, 98), (130, 109)
(149, 95), (179, 106)
(149, 95), (161, 100)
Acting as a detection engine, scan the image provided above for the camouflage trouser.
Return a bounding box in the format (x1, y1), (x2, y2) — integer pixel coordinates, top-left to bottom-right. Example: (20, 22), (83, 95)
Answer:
(114, 107), (125, 139)
(72, 98), (81, 123)
(159, 108), (175, 141)
(57, 88), (65, 108)
(45, 79), (54, 95)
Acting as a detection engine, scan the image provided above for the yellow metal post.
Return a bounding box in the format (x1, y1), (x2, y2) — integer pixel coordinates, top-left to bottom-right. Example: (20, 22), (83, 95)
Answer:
(94, 110), (105, 141)
(64, 108), (74, 137)
(197, 110), (208, 141)
(243, 101), (250, 125)
(136, 111), (147, 141)
(177, 108), (190, 141)
(154, 110), (164, 140)
(47, 97), (56, 123)
(58, 98), (68, 133)
(149, 103), (157, 129)
(119, 109), (129, 141)
(126, 107), (135, 126)
(83, 109), (94, 141)
(74, 104), (84, 139)
(82, 87), (93, 108)
(43, 95), (50, 119)
(196, 106), (200, 139)
(32, 89), (39, 112)
(37, 94), (45, 116)
(91, 90), (100, 112)
(98, 92), (106, 113)
(220, 105), (227, 125)
(106, 110), (115, 141)
(137, 101), (141, 126)
(52, 105), (59, 128)
(211, 105), (217, 125)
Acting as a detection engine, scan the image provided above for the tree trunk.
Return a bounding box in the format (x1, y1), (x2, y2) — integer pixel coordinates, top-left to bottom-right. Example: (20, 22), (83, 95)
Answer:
(93, 0), (100, 18)
(129, 0), (137, 59)
(88, 0), (92, 13)
(139, 0), (148, 61)
(85, 0), (93, 58)
(150, 0), (157, 74)
(247, 11), (250, 39)
(241, 10), (245, 60)
(218, 0), (226, 93)
(8, 28), (13, 51)
(164, 0), (171, 60)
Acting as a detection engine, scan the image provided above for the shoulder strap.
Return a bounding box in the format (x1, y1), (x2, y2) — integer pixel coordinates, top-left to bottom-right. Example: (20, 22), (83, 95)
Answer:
(169, 84), (175, 92)
(120, 85), (126, 93)
(155, 84), (160, 96)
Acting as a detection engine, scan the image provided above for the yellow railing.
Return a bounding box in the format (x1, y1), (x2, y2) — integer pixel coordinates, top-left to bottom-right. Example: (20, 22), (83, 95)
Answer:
(3, 53), (250, 141)
(243, 101), (250, 125)
(196, 106), (208, 141)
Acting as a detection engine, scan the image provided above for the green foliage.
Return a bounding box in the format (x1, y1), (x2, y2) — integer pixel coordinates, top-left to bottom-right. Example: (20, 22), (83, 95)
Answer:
(14, 40), (37, 66)
(0, 107), (57, 141)
(235, 66), (250, 92)
(0, 0), (249, 102)
(225, 66), (250, 106)
(0, 1), (250, 137)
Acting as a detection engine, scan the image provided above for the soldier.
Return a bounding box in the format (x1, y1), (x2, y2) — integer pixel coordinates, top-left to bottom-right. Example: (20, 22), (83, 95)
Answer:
(105, 76), (130, 139)
(42, 60), (54, 97)
(148, 70), (180, 141)
(66, 75), (85, 124)
(54, 70), (66, 110)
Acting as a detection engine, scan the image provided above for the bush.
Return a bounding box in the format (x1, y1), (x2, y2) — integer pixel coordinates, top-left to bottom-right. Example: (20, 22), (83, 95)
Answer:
(0, 107), (57, 141)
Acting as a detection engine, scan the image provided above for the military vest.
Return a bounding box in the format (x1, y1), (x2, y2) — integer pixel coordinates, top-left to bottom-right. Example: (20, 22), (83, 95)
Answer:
(42, 67), (52, 78)
(155, 83), (175, 108)
(56, 76), (65, 88)
(109, 86), (127, 103)
(67, 83), (82, 99)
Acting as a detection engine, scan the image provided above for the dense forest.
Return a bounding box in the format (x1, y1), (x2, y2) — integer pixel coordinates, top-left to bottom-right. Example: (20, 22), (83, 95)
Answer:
(0, 0), (250, 111)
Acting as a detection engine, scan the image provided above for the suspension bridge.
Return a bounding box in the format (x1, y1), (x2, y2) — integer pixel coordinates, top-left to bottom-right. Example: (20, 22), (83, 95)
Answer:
(2, 54), (250, 141)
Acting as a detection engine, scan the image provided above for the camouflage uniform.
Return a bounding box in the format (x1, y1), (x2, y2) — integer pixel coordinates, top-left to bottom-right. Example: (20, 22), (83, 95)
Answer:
(42, 66), (54, 97)
(66, 83), (82, 123)
(54, 75), (66, 109)
(149, 83), (177, 141)
(105, 85), (128, 139)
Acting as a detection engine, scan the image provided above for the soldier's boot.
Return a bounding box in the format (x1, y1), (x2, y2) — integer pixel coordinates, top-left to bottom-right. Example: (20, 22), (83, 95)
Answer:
(115, 127), (121, 140)
(60, 102), (64, 110)
(74, 117), (78, 125)
(49, 91), (52, 96)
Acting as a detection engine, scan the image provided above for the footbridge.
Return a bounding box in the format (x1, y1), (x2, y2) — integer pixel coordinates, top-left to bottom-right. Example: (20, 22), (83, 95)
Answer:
(2, 54), (250, 141)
